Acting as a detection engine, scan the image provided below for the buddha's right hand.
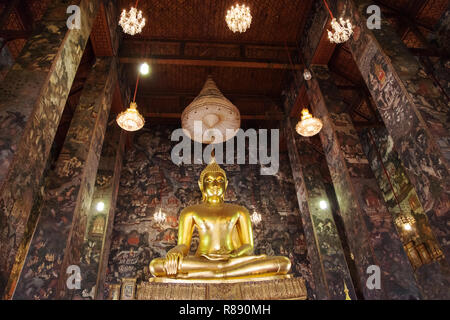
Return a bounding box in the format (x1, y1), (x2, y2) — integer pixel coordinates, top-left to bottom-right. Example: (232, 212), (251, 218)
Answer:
(164, 247), (184, 275)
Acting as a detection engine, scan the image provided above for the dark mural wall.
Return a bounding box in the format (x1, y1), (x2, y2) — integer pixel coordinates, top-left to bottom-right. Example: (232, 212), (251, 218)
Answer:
(104, 124), (314, 298)
(360, 127), (441, 252)
(359, 127), (449, 299)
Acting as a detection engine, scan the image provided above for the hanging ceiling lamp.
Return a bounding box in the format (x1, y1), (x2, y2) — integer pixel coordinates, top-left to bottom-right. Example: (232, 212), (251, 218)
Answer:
(181, 76), (240, 144)
(225, 3), (252, 33)
(295, 108), (323, 137)
(119, 0), (146, 35)
(323, 0), (353, 44)
(116, 63), (147, 132)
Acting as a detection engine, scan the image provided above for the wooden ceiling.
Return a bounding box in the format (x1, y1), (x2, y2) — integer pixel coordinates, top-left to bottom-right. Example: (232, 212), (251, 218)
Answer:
(119, 0), (312, 44)
(0, 0), (448, 130)
(118, 0), (313, 125)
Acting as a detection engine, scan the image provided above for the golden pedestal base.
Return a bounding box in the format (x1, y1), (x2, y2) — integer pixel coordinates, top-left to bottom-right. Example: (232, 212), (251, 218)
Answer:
(136, 275), (307, 300)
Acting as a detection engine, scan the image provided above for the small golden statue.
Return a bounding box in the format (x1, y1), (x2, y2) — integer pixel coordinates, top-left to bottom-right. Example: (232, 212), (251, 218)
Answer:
(150, 157), (291, 280)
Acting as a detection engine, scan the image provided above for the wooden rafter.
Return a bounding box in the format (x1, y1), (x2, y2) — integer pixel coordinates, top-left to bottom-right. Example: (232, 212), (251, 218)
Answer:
(138, 91), (280, 102)
(123, 37), (300, 50)
(143, 112), (284, 121)
(0, 29), (30, 40)
(0, 0), (20, 30)
(120, 56), (302, 70)
(119, 38), (302, 70)
(375, 1), (434, 32)
(15, 0), (33, 31)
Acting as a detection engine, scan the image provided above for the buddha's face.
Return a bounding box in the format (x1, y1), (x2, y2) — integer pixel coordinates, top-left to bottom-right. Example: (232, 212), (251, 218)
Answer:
(202, 172), (227, 203)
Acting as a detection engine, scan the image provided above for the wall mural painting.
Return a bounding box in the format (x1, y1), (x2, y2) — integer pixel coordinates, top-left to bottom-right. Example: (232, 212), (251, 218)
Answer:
(105, 125), (314, 299)
(307, 65), (422, 299)
(286, 119), (356, 300)
(0, 0), (101, 295)
(359, 127), (450, 299)
(360, 127), (444, 266)
(338, 0), (450, 263)
(12, 57), (116, 300)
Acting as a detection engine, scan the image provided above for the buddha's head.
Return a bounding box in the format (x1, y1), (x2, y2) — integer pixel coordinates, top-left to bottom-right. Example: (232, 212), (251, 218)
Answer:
(198, 157), (228, 204)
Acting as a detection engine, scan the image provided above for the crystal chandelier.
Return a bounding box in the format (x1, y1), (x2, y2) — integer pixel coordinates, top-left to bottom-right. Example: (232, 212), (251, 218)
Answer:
(251, 210), (262, 225)
(119, 0), (146, 35)
(323, 0), (353, 44)
(116, 63), (147, 132)
(328, 18), (353, 43)
(154, 207), (166, 224)
(295, 108), (323, 137)
(225, 3), (252, 33)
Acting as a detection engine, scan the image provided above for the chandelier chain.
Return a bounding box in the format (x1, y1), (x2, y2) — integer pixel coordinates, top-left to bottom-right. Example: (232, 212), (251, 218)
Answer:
(133, 72), (140, 103)
(322, 0), (334, 19)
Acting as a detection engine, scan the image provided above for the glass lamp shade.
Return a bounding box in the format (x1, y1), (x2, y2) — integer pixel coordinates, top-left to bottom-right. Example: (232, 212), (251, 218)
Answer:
(295, 109), (323, 137)
(116, 102), (145, 132)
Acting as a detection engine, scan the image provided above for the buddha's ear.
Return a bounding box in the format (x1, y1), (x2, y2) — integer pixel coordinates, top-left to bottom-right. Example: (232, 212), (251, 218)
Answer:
(198, 180), (202, 193)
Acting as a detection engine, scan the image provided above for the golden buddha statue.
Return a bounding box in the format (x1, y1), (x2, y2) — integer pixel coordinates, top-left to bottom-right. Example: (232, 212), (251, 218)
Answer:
(149, 158), (291, 280)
